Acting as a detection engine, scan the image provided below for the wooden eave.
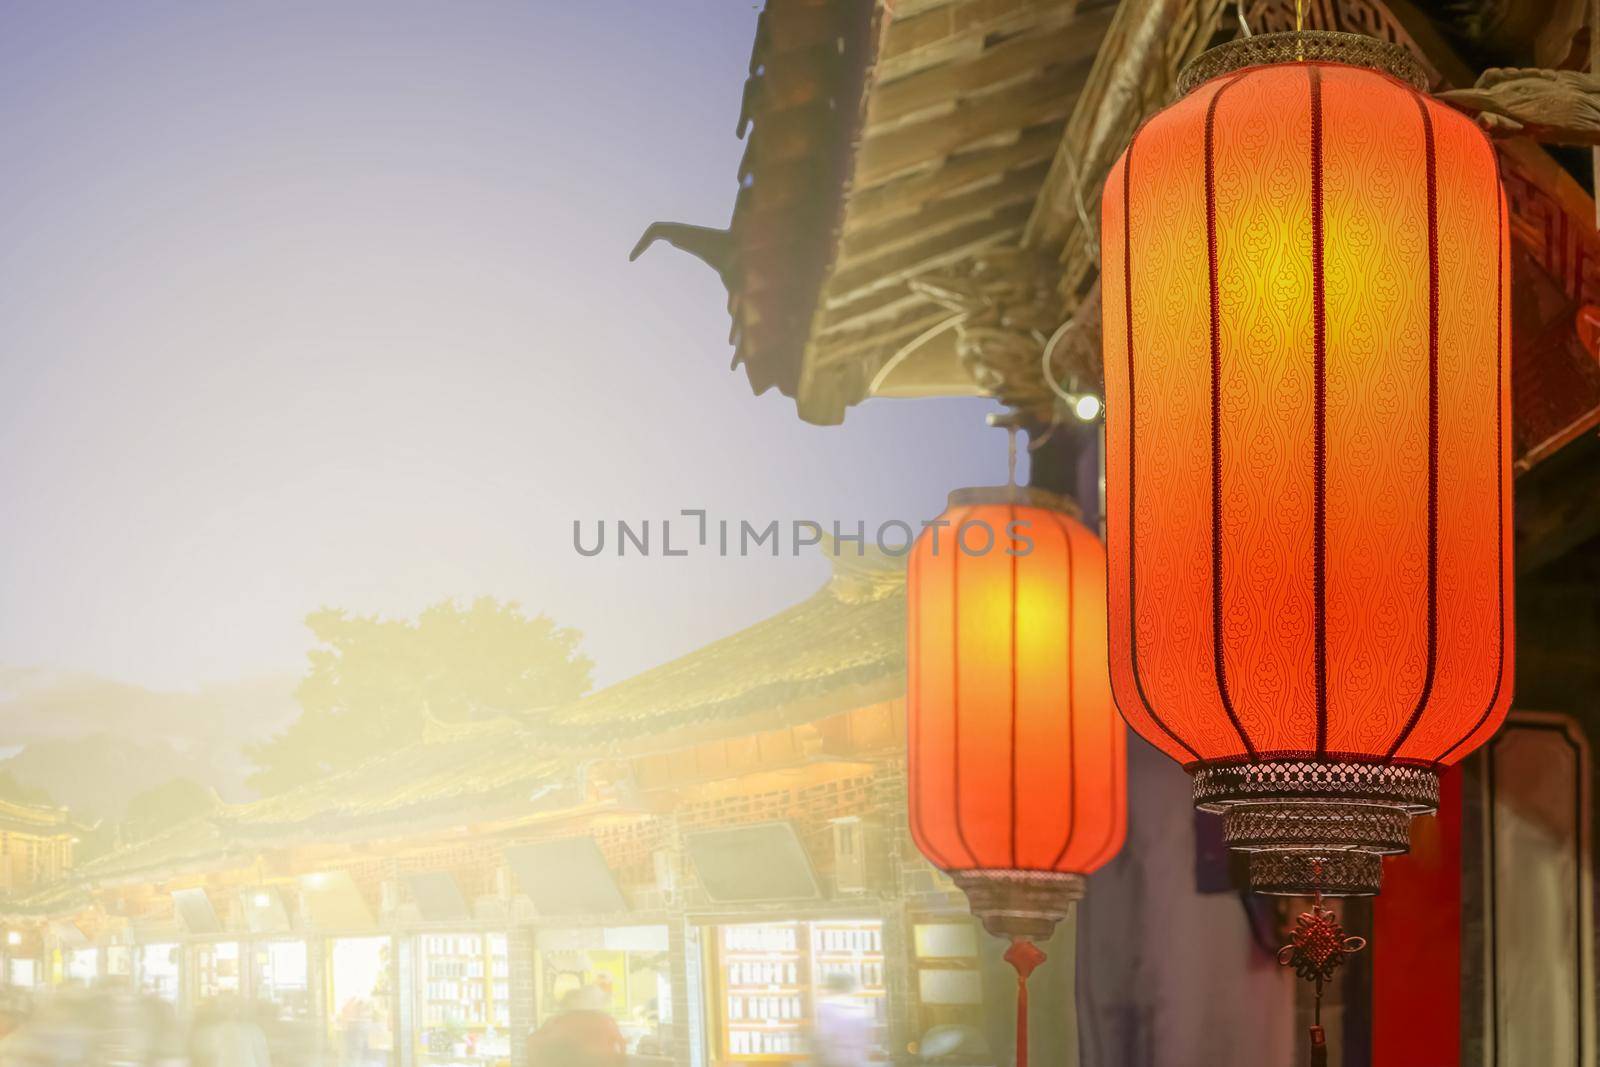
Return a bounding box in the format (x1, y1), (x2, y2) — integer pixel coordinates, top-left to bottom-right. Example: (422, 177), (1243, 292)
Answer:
(724, 0), (1119, 423)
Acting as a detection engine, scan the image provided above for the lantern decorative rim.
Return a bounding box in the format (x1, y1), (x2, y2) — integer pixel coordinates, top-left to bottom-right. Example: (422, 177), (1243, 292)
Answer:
(1191, 759), (1439, 814)
(946, 484), (1080, 516)
(1176, 30), (1428, 97)
(1192, 762), (1440, 896)
(1248, 850), (1384, 897)
(948, 869), (1085, 943)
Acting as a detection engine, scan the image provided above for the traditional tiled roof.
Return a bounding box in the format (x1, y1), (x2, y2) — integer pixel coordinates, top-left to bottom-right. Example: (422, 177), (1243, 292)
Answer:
(726, 0), (881, 403)
(0, 798), (79, 836)
(544, 550), (905, 744)
(223, 719), (567, 842)
(0, 877), (93, 919)
(20, 553), (908, 899)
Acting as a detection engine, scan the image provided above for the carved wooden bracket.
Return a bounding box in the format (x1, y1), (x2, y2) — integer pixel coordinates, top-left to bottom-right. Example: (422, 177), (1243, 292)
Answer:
(908, 247), (1101, 418)
(1438, 68), (1600, 144)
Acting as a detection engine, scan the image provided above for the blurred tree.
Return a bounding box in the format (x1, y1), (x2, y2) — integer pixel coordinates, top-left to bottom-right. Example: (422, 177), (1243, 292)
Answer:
(124, 777), (219, 841)
(247, 598), (592, 794)
(0, 769), (53, 808)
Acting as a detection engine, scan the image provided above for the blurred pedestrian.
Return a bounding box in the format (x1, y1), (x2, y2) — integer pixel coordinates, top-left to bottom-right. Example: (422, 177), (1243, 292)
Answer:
(190, 996), (272, 1067)
(526, 986), (625, 1067)
(811, 972), (872, 1067)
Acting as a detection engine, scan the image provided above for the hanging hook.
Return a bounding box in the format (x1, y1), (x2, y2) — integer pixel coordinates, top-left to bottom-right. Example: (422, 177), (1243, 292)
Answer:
(1007, 424), (1019, 487)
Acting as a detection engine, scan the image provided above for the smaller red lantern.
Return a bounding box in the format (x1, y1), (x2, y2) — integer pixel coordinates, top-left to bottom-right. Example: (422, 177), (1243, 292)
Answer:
(908, 484), (1126, 1066)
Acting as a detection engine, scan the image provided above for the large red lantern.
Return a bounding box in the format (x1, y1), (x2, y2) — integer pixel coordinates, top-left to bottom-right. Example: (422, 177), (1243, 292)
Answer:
(908, 485), (1125, 1065)
(1101, 33), (1511, 899)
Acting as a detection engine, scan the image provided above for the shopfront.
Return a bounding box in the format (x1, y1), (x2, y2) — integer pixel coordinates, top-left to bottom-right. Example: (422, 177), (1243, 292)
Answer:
(106, 944), (132, 982)
(7, 957), (37, 990)
(414, 931), (510, 1065)
(64, 947), (98, 986)
(535, 925), (672, 1058)
(253, 939), (312, 1017)
(138, 943), (181, 1002)
(907, 919), (986, 1060)
(193, 941), (243, 1001)
(709, 919), (888, 1063)
(330, 935), (395, 1066)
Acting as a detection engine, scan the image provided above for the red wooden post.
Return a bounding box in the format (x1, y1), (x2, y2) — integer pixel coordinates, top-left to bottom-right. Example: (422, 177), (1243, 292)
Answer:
(1371, 765), (1463, 1065)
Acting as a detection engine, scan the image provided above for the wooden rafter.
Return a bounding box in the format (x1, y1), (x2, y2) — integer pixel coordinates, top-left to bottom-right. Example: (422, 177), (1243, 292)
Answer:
(866, 10), (1113, 132)
(822, 204), (1032, 308)
(855, 64), (1087, 186)
(845, 125), (1063, 228)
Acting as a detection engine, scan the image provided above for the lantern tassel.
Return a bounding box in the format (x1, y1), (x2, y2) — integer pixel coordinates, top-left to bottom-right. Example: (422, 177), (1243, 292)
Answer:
(1003, 938), (1047, 1067)
(1278, 875), (1364, 1067)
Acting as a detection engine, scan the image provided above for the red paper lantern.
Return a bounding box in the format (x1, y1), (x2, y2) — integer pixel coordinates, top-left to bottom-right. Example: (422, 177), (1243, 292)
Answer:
(907, 486), (1126, 1067)
(908, 487), (1126, 926)
(1101, 34), (1511, 896)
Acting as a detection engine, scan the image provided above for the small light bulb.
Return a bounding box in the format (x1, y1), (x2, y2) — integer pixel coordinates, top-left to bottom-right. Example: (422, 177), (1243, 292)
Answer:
(6, 931), (21, 946)
(1073, 394), (1103, 421)
(252, 893), (272, 908)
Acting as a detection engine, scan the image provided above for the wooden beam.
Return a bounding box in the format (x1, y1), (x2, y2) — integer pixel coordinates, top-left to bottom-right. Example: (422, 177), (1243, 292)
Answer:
(866, 12), (1111, 132)
(877, 0), (1078, 83)
(812, 307), (957, 369)
(835, 163), (1050, 266)
(822, 206), (1032, 307)
(1514, 433), (1600, 575)
(846, 125), (1062, 228)
(1025, 0), (1220, 251)
(856, 68), (1081, 187)
(815, 288), (933, 340)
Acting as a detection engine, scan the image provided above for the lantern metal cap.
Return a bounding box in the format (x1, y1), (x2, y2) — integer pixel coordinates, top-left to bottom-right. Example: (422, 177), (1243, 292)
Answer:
(947, 485), (1081, 517)
(1248, 850), (1383, 897)
(1177, 30), (1428, 97)
(949, 869), (1084, 942)
(1192, 760), (1440, 896)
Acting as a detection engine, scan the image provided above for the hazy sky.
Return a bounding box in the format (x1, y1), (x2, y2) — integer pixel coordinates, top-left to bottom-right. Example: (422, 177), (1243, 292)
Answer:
(0, 2), (1008, 696)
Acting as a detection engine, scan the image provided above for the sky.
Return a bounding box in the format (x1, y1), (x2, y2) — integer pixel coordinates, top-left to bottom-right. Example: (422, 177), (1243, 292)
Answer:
(0, 1), (1008, 707)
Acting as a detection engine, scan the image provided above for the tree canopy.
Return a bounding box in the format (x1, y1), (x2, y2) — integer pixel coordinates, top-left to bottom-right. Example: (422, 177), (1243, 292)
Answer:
(0, 770), (53, 808)
(247, 598), (593, 794)
(123, 777), (218, 841)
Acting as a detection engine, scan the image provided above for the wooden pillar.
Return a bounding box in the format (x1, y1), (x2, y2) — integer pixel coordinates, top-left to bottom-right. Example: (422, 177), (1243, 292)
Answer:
(874, 763), (919, 1062)
(393, 934), (414, 1067)
(1371, 766), (1464, 1065)
(665, 916), (708, 1067)
(307, 937), (330, 1064)
(1026, 418), (1102, 529)
(508, 928), (537, 1067)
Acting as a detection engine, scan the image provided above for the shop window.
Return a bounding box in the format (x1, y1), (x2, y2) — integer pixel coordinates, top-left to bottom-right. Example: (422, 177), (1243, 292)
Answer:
(712, 920), (887, 1062)
(535, 925), (672, 1057)
(254, 940), (311, 1019)
(195, 942), (242, 1002)
(65, 948), (98, 986)
(416, 932), (510, 1064)
(910, 921), (985, 1059)
(8, 959), (36, 989)
(330, 936), (394, 1066)
(1485, 713), (1596, 1065)
(139, 944), (180, 1003)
